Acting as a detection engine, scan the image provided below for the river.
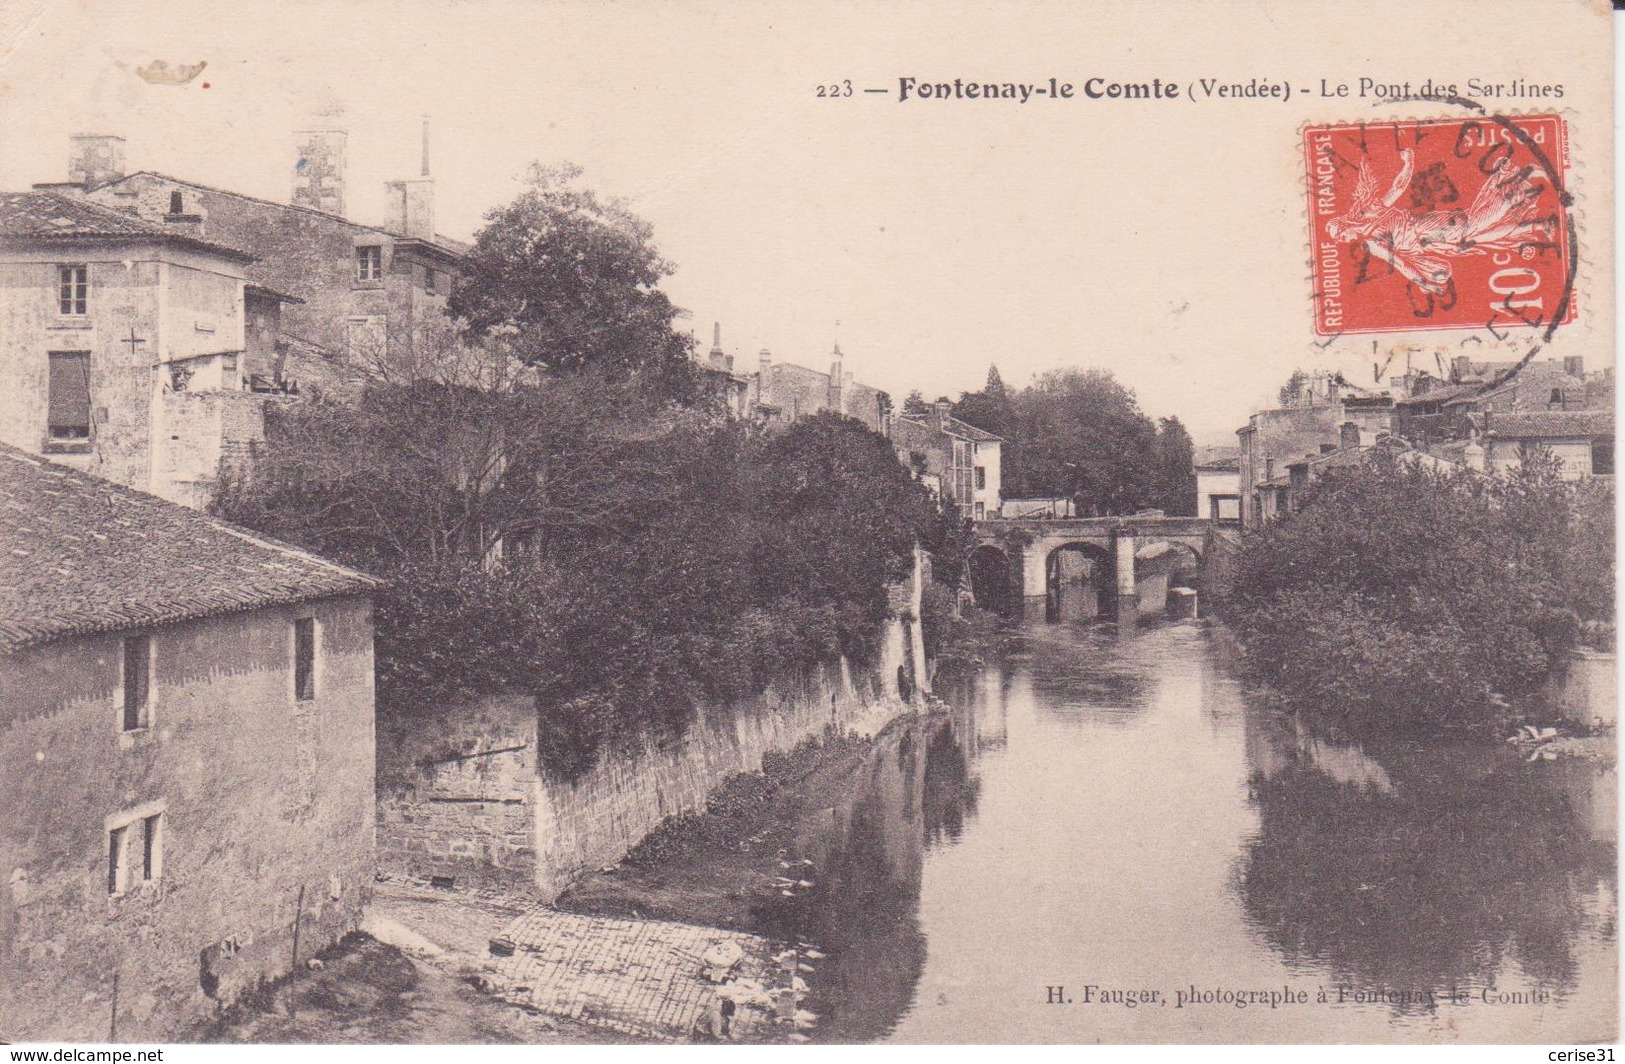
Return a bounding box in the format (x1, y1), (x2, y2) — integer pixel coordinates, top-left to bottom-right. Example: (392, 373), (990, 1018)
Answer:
(765, 618), (1617, 1044)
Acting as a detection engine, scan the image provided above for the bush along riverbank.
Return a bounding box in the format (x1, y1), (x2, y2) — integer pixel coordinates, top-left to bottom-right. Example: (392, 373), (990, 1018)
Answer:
(1223, 450), (1613, 742)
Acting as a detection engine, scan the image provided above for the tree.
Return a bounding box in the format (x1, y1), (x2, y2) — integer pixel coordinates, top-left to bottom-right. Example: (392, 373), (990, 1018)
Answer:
(216, 381), (944, 779)
(953, 365), (1015, 439)
(901, 390), (931, 418)
(446, 162), (696, 391)
(1277, 369), (1311, 407)
(1010, 368), (1160, 514)
(984, 364), (1008, 400)
(1152, 416), (1196, 515)
(1227, 450), (1612, 735)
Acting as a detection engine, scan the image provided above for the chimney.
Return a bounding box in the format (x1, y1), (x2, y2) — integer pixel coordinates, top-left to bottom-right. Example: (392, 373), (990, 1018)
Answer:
(292, 129), (347, 215)
(1564, 355), (1585, 379)
(936, 399), (952, 431)
(1450, 354), (1472, 382)
(1340, 421), (1361, 448)
(69, 134), (125, 188)
(707, 322), (731, 372)
(384, 178), (435, 241)
(384, 115), (436, 240)
(162, 188), (206, 235)
(828, 343), (844, 413)
(758, 348), (772, 375)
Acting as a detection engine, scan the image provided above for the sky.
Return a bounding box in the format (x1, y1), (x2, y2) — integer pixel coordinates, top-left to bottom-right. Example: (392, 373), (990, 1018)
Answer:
(0, 0), (1612, 444)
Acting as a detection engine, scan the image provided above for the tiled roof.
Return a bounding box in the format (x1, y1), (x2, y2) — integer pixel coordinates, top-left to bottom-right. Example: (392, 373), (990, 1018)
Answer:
(0, 191), (254, 261)
(1195, 445), (1240, 470)
(1395, 383), (1478, 406)
(95, 172), (469, 260)
(0, 446), (379, 652)
(897, 413), (1002, 442)
(944, 415), (1002, 442)
(1486, 411), (1614, 439)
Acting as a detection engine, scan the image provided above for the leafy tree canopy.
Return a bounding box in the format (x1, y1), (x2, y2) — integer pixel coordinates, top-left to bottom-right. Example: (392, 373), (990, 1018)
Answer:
(1227, 450), (1613, 735)
(447, 162), (695, 392)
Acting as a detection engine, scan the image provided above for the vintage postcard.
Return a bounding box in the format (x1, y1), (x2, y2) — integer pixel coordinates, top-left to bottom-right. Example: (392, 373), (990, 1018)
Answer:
(0, 0), (1614, 1055)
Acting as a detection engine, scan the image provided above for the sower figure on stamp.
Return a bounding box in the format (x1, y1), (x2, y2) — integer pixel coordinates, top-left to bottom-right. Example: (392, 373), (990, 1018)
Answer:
(1326, 148), (1556, 296)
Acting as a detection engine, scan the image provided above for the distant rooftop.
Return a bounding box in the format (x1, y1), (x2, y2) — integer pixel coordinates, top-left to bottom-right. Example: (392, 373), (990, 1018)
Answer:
(1485, 410), (1614, 439)
(1194, 445), (1240, 470)
(86, 171), (470, 259)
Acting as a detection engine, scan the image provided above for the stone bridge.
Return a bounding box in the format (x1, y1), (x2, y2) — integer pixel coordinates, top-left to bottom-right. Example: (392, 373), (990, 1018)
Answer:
(967, 516), (1234, 620)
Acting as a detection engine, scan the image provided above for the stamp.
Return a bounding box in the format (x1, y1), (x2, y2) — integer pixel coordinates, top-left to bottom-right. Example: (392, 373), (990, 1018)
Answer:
(1304, 113), (1574, 337)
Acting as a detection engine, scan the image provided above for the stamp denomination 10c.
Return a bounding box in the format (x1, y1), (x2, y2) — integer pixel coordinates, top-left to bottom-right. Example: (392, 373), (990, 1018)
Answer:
(1305, 113), (1574, 337)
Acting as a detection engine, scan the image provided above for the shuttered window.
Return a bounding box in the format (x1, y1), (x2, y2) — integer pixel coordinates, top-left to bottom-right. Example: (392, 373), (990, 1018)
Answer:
(48, 352), (91, 440)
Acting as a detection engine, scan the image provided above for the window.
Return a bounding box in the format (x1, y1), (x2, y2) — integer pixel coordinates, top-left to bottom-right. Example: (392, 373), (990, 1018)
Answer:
(293, 617), (316, 701)
(121, 634), (151, 731)
(107, 825), (127, 894)
(974, 501), (986, 520)
(1592, 438), (1614, 476)
(168, 190), (184, 214)
(356, 246), (382, 283)
(424, 266), (437, 294)
(107, 812), (162, 895)
(47, 352), (92, 441)
(57, 265), (87, 315)
(975, 466), (987, 489)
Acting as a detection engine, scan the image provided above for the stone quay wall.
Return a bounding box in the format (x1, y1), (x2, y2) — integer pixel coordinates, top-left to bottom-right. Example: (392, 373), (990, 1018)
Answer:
(377, 651), (912, 903)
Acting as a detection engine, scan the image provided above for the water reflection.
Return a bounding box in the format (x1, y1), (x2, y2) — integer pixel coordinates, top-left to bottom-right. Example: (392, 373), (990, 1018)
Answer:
(770, 620), (1615, 1043)
(1241, 711), (1617, 1004)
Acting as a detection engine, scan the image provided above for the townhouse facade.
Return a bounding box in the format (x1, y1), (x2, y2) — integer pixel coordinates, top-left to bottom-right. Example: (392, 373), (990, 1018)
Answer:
(0, 191), (284, 509)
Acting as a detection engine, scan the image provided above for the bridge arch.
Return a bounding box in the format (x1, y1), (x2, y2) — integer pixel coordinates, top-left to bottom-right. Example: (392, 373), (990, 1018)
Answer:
(1045, 541), (1115, 622)
(967, 543), (1021, 617)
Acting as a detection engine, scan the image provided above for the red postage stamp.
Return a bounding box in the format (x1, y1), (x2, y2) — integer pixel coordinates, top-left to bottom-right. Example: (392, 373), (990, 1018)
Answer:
(1304, 113), (1574, 336)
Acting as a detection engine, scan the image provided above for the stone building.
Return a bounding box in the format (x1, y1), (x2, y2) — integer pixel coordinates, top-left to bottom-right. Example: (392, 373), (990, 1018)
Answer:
(39, 132), (466, 385)
(1460, 410), (1614, 481)
(893, 400), (1004, 519)
(1194, 445), (1241, 526)
(749, 343), (892, 435)
(1393, 355), (1592, 443)
(697, 323), (751, 419)
(1235, 385), (1393, 530)
(0, 190), (292, 509)
(0, 445), (379, 1042)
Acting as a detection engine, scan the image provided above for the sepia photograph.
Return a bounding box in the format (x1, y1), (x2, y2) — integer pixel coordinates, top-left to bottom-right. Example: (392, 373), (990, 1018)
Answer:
(0, 0), (1615, 1053)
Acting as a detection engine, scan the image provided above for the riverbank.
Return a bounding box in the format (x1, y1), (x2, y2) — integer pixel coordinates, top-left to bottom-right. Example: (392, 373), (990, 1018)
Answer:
(556, 721), (900, 931)
(193, 929), (616, 1044)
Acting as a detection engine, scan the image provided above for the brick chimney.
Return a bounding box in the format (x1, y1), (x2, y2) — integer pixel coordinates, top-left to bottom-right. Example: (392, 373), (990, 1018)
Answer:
(758, 348), (772, 375)
(1450, 354), (1472, 382)
(292, 129), (347, 216)
(1340, 421), (1361, 449)
(69, 134), (125, 188)
(1564, 355), (1585, 379)
(936, 398), (953, 431)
